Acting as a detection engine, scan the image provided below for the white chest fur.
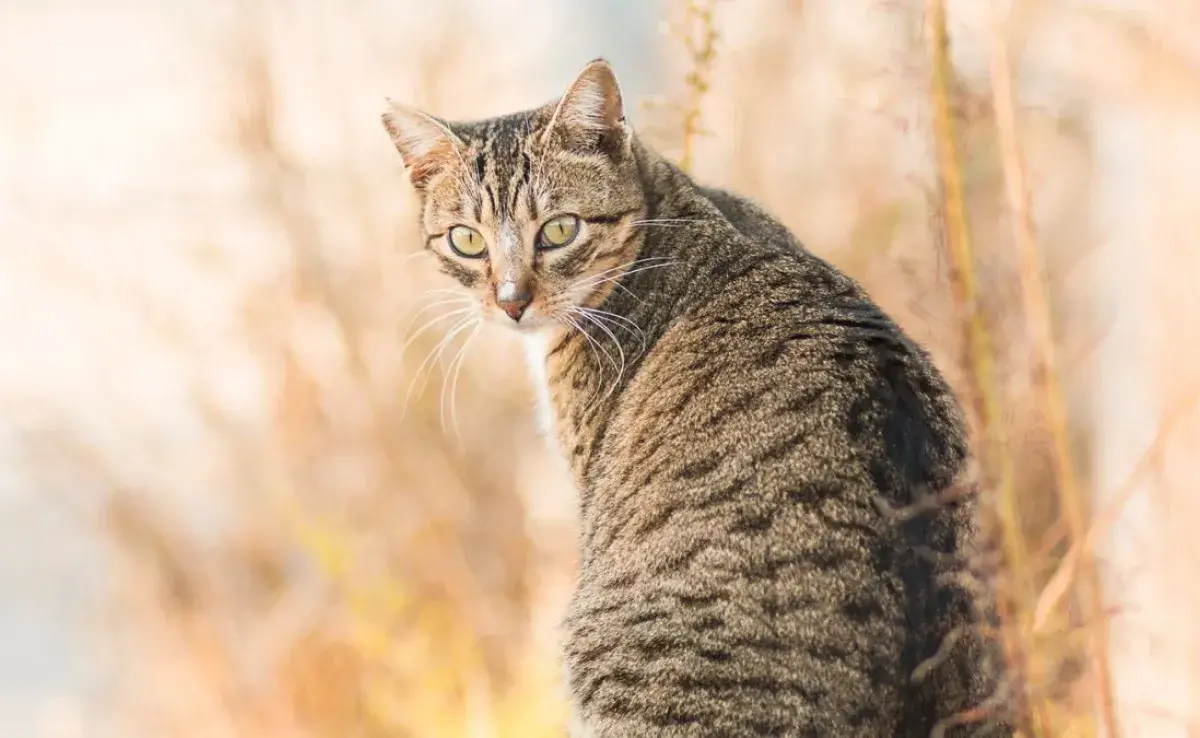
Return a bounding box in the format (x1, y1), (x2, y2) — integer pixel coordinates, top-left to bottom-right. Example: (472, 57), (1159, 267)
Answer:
(521, 330), (558, 440)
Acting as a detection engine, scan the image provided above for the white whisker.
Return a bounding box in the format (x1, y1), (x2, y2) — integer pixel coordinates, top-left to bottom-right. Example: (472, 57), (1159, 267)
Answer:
(447, 323), (480, 442)
(573, 308), (627, 403)
(629, 218), (702, 228)
(400, 249), (433, 265)
(401, 305), (475, 354)
(401, 315), (476, 421)
(573, 260), (679, 295)
(567, 257), (678, 295)
(579, 306), (647, 352)
(407, 295), (472, 320)
(559, 312), (610, 409)
(440, 320), (481, 441)
(575, 255), (675, 281)
(607, 280), (646, 305)
(568, 255), (675, 288)
(401, 288), (474, 335)
(559, 313), (600, 367)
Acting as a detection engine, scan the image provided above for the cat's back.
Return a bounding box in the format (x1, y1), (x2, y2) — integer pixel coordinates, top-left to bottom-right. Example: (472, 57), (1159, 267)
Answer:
(563, 188), (1000, 736)
(590, 186), (970, 564)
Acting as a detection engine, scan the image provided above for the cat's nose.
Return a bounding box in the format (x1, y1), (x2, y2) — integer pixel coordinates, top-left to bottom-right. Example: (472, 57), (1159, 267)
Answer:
(496, 280), (532, 322)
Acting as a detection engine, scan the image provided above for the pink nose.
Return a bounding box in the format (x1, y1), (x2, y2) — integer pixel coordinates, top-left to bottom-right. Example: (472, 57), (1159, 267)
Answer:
(501, 298), (530, 321)
(496, 281), (532, 322)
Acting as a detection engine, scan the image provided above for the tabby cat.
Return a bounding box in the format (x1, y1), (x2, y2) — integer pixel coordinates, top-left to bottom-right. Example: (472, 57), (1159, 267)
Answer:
(383, 60), (1010, 737)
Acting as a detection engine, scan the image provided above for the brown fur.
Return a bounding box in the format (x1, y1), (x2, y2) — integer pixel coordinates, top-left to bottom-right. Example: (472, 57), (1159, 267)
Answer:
(383, 59), (1012, 737)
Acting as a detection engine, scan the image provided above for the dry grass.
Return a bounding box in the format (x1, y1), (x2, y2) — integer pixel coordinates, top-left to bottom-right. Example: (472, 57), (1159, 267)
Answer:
(2, 1), (1199, 737)
(925, 2), (1042, 731)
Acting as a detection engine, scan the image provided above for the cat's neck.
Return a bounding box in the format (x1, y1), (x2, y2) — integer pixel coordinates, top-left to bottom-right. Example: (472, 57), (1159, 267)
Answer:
(521, 326), (563, 441)
(526, 144), (742, 498)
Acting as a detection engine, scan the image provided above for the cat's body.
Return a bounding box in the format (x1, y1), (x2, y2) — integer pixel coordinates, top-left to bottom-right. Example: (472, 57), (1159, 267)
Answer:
(544, 178), (1003, 737)
(383, 60), (1010, 737)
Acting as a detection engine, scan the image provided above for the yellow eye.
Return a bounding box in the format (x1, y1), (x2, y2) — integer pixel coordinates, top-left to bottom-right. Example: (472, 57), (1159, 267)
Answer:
(447, 225), (486, 257)
(539, 215), (580, 249)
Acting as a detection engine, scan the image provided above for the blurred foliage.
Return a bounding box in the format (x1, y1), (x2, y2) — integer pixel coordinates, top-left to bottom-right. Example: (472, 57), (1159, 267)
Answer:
(3, 1), (1200, 737)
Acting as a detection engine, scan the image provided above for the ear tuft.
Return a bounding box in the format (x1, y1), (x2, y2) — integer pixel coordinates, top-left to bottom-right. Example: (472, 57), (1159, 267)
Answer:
(381, 100), (465, 188)
(542, 59), (627, 155)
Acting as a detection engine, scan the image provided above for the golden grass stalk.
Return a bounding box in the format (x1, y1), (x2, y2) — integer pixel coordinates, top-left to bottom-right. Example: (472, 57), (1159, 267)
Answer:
(924, 1), (1045, 733)
(986, 6), (1118, 735)
(673, 0), (721, 173)
(1034, 382), (1200, 634)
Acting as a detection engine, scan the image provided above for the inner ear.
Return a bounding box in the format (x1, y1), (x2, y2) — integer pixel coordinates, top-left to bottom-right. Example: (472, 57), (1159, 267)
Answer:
(382, 100), (466, 189)
(541, 59), (627, 156)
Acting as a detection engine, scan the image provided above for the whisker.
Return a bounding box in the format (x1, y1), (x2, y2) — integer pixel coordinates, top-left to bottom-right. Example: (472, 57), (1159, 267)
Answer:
(580, 317), (618, 376)
(569, 263), (651, 306)
(407, 295), (473, 319)
(558, 313), (599, 367)
(401, 315), (476, 420)
(559, 312), (610, 409)
(574, 260), (679, 294)
(400, 305), (475, 354)
(607, 280), (646, 305)
(447, 323), (481, 443)
(571, 258), (676, 284)
(568, 255), (676, 286)
(579, 306), (647, 352)
(573, 308), (627, 403)
(399, 250), (433, 265)
(408, 291), (472, 314)
(402, 288), (473, 327)
(441, 320), (481, 442)
(628, 218), (702, 228)
(567, 257), (678, 294)
(419, 287), (470, 297)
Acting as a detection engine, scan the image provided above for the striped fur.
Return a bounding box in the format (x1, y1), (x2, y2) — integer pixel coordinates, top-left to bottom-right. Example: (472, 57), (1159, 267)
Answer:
(383, 60), (1012, 737)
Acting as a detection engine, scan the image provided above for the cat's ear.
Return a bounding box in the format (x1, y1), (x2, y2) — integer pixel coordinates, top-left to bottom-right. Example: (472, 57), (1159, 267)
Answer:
(382, 100), (466, 189)
(541, 58), (628, 156)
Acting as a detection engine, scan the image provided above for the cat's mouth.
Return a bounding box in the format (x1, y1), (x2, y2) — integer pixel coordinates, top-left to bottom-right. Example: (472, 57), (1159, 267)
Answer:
(490, 292), (584, 333)
(489, 304), (556, 332)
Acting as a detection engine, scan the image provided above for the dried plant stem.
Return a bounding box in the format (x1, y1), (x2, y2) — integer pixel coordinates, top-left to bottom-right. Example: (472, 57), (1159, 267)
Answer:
(925, 1), (1047, 734)
(675, 0), (721, 173)
(987, 8), (1118, 735)
(1033, 382), (1200, 632)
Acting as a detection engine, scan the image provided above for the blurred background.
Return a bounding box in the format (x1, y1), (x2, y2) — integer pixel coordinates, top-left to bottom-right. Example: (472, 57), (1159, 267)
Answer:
(1, 0), (1198, 736)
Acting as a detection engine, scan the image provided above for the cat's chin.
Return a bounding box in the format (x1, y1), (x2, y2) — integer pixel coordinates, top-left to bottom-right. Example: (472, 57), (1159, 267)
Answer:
(491, 313), (557, 333)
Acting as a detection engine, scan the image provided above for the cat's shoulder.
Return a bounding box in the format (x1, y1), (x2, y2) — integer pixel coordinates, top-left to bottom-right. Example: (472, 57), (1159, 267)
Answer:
(696, 185), (800, 251)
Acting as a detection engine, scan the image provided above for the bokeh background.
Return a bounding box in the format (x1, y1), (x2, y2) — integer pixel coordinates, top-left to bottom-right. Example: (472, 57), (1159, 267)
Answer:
(2, 1), (1198, 736)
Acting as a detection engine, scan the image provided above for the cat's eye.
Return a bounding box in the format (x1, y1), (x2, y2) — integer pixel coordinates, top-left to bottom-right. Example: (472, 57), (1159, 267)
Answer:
(447, 225), (486, 258)
(539, 215), (580, 249)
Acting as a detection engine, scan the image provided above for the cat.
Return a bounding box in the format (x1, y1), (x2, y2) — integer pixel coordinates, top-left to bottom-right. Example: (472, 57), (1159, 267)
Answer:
(382, 59), (1011, 737)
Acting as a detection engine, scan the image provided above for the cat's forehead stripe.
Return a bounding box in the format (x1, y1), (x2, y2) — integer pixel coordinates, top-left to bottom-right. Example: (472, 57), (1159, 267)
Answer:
(468, 115), (538, 223)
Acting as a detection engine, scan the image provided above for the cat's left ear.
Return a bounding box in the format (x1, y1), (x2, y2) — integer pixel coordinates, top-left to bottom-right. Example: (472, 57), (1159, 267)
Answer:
(541, 58), (628, 157)
(382, 100), (466, 189)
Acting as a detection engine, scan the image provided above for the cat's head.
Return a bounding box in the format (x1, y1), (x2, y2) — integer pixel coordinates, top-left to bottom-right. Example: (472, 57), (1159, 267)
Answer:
(383, 59), (646, 331)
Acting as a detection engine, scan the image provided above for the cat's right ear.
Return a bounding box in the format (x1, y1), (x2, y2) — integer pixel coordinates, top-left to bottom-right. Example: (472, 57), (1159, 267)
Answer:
(382, 100), (465, 189)
(541, 59), (629, 157)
